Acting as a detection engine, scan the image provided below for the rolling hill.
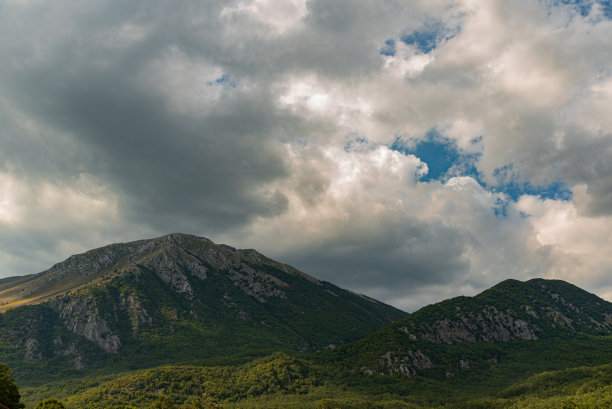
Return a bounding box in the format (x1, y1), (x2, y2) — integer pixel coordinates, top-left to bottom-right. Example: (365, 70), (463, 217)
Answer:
(316, 278), (612, 378)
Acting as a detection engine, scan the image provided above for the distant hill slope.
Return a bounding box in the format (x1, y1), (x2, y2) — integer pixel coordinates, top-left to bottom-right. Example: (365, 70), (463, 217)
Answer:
(0, 233), (406, 382)
(56, 353), (318, 409)
(320, 278), (612, 378)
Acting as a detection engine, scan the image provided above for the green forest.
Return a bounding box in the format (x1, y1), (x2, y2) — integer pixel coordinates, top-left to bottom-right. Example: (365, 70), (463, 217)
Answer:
(4, 335), (611, 409)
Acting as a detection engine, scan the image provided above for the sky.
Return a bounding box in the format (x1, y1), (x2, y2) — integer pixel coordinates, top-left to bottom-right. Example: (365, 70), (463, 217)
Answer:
(1, 0), (612, 312)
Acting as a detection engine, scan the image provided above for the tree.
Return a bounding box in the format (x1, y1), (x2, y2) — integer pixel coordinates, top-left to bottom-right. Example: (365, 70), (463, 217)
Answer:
(315, 399), (335, 409)
(181, 394), (223, 409)
(149, 396), (176, 409)
(561, 398), (579, 409)
(33, 399), (67, 409)
(0, 364), (24, 409)
(106, 406), (139, 409)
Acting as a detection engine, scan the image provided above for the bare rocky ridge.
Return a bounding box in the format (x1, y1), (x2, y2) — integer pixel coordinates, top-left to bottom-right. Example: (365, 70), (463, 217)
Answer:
(398, 305), (539, 344)
(0, 233), (310, 310)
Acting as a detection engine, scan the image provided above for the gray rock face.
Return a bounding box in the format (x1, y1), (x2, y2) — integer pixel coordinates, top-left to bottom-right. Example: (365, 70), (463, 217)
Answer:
(364, 349), (434, 377)
(53, 337), (86, 369)
(399, 305), (540, 345)
(142, 250), (194, 296)
(24, 338), (41, 361)
(478, 307), (539, 341)
(418, 318), (478, 343)
(50, 296), (121, 353)
(120, 291), (152, 333)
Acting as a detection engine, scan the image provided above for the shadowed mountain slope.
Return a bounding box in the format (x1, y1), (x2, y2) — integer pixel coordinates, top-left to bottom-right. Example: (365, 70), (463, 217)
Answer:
(318, 278), (612, 378)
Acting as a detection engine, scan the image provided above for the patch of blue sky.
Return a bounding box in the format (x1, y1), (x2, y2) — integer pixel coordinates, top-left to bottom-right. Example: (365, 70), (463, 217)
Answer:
(379, 39), (396, 57)
(344, 134), (369, 152)
(603, 0), (612, 17)
(492, 179), (573, 202)
(389, 129), (573, 211)
(206, 73), (236, 88)
(594, 0), (612, 17)
(401, 28), (439, 54)
(390, 130), (480, 182)
(399, 20), (459, 54)
(494, 197), (509, 217)
(548, 0), (612, 18)
(490, 164), (572, 201)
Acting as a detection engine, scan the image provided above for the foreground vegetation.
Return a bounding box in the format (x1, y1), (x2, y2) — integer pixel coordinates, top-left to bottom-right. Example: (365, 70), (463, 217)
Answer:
(12, 335), (612, 409)
(17, 363), (612, 409)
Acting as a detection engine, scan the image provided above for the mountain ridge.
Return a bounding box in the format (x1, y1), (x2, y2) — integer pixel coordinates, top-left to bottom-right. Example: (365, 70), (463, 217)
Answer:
(0, 233), (314, 310)
(317, 277), (612, 378)
(0, 233), (406, 382)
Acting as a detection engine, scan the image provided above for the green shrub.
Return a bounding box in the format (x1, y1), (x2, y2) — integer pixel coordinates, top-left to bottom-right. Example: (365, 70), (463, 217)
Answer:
(34, 399), (67, 409)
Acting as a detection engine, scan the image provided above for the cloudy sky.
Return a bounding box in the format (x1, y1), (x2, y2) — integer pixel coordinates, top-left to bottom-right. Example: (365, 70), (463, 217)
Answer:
(1, 0), (612, 311)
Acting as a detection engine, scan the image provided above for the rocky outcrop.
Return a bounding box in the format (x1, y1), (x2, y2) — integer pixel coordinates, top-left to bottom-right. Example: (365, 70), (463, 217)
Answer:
(227, 262), (288, 303)
(119, 291), (152, 333)
(399, 305), (540, 345)
(478, 307), (539, 341)
(141, 250), (194, 296)
(363, 349), (434, 377)
(50, 295), (121, 353)
(137, 243), (210, 297)
(544, 309), (574, 329)
(53, 337), (86, 369)
(24, 337), (42, 360)
(417, 319), (478, 343)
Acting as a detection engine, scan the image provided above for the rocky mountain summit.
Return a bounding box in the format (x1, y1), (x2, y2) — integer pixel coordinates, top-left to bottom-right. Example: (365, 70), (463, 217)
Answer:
(328, 278), (612, 378)
(0, 234), (304, 309)
(0, 233), (405, 380)
(399, 279), (612, 344)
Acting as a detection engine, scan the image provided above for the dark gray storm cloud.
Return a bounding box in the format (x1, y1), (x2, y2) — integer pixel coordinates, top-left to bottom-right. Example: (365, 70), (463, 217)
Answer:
(283, 218), (470, 290)
(2, 0), (300, 232)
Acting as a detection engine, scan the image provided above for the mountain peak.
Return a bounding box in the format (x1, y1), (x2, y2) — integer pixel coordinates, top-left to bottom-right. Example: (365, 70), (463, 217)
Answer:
(0, 234), (406, 376)
(0, 233), (284, 310)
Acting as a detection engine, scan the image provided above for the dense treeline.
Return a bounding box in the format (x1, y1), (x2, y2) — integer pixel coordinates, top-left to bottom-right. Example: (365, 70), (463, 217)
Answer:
(23, 354), (318, 409)
(15, 356), (612, 409)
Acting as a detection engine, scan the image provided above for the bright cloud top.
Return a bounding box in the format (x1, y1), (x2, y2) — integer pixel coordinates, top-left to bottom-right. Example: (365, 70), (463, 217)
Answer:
(1, 0), (611, 310)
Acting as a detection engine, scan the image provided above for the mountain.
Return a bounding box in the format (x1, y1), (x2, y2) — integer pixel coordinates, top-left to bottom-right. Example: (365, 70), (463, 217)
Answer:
(15, 276), (612, 408)
(319, 278), (612, 378)
(0, 233), (406, 382)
